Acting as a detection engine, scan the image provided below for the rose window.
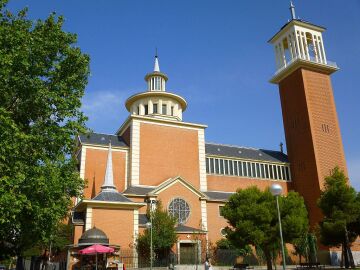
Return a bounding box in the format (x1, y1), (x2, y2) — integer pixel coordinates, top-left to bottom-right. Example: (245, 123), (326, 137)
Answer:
(168, 198), (190, 224)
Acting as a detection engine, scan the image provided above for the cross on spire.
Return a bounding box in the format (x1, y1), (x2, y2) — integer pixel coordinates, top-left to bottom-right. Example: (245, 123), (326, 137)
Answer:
(290, 1), (296, 20)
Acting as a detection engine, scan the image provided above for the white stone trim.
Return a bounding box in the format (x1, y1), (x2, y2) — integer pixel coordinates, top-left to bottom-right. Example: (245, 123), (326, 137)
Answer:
(200, 200), (208, 231)
(198, 129), (207, 191)
(85, 206), (92, 231)
(137, 119), (205, 131)
(131, 121), (141, 185)
(82, 145), (129, 152)
(125, 149), (129, 191)
(76, 146), (87, 205)
(80, 146), (87, 180)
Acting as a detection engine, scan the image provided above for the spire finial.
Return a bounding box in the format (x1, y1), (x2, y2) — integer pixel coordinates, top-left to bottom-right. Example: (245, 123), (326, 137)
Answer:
(101, 140), (117, 192)
(289, 1), (296, 20)
(154, 49), (160, 72)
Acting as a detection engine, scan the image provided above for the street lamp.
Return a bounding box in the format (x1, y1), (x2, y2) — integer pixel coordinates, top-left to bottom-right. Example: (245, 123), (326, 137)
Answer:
(146, 199), (155, 270)
(270, 184), (286, 270)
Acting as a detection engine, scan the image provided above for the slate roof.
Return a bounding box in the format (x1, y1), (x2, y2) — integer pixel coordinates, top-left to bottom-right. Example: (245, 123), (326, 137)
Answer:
(205, 143), (288, 163)
(204, 191), (234, 201)
(92, 191), (133, 202)
(124, 186), (155, 195)
(176, 224), (206, 233)
(79, 133), (128, 147)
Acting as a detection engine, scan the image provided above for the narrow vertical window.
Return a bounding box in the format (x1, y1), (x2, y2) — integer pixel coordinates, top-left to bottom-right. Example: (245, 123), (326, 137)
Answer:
(265, 164), (269, 178)
(238, 161), (243, 176)
(153, 103), (158, 114)
(206, 158), (209, 173)
(224, 160), (229, 175)
(281, 166), (286, 180)
(220, 159), (224, 174)
(243, 162), (248, 177)
(171, 106), (174, 116)
(144, 105), (149, 115)
(162, 104), (167, 114)
(229, 160), (234, 175)
(251, 163), (256, 177)
(269, 165), (274, 179)
(210, 158), (215, 174)
(260, 164), (265, 178)
(137, 106), (140, 115)
(215, 159), (219, 174)
(256, 163), (260, 178)
(234, 161), (238, 176)
(273, 165), (278, 179)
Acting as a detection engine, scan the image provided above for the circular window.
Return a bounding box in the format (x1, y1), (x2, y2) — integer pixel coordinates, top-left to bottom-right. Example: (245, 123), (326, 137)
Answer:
(168, 198), (190, 224)
(220, 228), (227, 237)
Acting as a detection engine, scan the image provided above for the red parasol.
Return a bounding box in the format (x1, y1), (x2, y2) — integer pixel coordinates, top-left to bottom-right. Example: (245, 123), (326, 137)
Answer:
(79, 244), (114, 270)
(79, 244), (114, 254)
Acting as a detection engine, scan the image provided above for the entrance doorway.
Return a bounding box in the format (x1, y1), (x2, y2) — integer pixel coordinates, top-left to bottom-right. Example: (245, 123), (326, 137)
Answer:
(179, 243), (197, 264)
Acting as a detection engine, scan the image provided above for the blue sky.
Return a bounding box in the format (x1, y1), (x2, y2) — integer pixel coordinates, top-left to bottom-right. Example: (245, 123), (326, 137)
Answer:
(7, 1), (360, 190)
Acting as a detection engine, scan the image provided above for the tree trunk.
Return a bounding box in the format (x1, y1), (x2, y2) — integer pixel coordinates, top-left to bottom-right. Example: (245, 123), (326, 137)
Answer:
(264, 250), (273, 270)
(343, 241), (350, 269)
(16, 255), (24, 270)
(344, 226), (355, 268)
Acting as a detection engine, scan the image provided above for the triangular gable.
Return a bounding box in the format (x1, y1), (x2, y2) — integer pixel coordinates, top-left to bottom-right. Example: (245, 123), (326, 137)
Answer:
(149, 176), (208, 199)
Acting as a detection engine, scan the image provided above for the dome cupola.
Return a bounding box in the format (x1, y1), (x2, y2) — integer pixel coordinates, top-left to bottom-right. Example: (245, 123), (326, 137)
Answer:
(125, 54), (187, 121)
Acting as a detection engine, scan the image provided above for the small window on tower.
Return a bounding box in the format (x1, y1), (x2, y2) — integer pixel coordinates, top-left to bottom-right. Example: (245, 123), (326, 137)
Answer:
(171, 106), (174, 116)
(162, 104), (167, 114)
(153, 103), (158, 114)
(144, 105), (148, 115)
(137, 106), (140, 115)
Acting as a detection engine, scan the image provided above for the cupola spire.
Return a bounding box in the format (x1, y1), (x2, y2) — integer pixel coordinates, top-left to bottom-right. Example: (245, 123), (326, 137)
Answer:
(101, 141), (117, 192)
(154, 49), (160, 72)
(289, 1), (296, 20)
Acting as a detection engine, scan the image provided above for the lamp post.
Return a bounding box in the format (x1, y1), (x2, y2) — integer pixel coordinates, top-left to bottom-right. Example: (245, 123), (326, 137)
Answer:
(270, 184), (286, 270)
(146, 199), (154, 270)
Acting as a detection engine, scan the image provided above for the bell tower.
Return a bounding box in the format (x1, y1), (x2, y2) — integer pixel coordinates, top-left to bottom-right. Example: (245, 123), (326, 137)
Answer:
(269, 2), (348, 226)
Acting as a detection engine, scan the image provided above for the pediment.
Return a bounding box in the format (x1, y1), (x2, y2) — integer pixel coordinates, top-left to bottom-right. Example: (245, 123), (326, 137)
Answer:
(149, 176), (208, 199)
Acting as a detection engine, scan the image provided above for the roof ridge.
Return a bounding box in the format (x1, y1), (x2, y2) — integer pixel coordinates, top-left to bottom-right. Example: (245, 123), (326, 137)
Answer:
(81, 132), (120, 137)
(206, 142), (258, 150)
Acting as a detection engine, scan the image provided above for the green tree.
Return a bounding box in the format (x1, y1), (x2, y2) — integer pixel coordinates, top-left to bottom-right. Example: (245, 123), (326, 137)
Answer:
(0, 0), (89, 265)
(317, 167), (360, 268)
(222, 186), (308, 270)
(136, 201), (178, 264)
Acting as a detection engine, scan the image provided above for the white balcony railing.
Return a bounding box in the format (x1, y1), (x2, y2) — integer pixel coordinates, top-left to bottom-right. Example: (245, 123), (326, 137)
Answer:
(274, 55), (338, 76)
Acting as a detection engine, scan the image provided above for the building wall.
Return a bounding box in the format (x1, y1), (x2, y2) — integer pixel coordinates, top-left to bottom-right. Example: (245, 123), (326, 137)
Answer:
(279, 68), (347, 227)
(206, 201), (228, 244)
(207, 175), (289, 193)
(83, 147), (128, 198)
(73, 225), (84, 244)
(138, 122), (201, 188)
(92, 208), (134, 248)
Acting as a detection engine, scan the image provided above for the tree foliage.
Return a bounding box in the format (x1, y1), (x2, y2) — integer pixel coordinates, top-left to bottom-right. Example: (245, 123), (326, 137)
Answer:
(222, 186), (308, 270)
(136, 201), (178, 262)
(0, 0), (89, 260)
(317, 167), (360, 268)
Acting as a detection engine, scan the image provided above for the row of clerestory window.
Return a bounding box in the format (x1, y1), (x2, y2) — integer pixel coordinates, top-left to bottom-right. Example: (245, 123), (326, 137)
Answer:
(205, 157), (291, 181)
(139, 103), (174, 116)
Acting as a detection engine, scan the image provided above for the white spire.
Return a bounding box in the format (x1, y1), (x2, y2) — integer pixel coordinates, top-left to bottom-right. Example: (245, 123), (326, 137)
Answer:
(101, 140), (117, 192)
(154, 55), (160, 72)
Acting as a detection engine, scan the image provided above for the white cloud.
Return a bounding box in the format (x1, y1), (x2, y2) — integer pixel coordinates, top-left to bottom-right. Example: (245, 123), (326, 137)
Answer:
(81, 89), (132, 133)
(348, 158), (360, 191)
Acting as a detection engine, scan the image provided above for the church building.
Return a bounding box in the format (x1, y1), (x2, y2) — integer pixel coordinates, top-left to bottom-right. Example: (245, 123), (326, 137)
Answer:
(69, 4), (351, 266)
